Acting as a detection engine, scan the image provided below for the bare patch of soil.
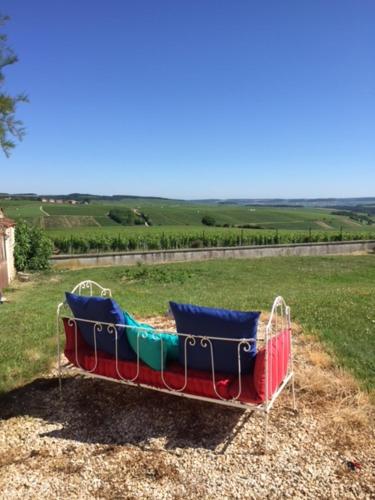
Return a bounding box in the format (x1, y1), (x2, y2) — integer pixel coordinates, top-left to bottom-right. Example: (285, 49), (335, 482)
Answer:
(315, 220), (334, 229)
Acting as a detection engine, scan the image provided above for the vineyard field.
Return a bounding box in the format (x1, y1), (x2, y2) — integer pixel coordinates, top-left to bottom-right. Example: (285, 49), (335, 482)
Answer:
(2, 199), (375, 254)
(3, 199), (374, 231)
(48, 226), (375, 254)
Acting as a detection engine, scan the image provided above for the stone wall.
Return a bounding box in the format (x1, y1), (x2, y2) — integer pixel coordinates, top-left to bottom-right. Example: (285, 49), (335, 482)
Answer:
(0, 210), (16, 286)
(5, 226), (16, 281)
(51, 239), (375, 270)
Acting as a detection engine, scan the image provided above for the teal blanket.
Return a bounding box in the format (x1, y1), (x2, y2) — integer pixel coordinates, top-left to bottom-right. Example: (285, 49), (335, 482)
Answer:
(124, 312), (179, 371)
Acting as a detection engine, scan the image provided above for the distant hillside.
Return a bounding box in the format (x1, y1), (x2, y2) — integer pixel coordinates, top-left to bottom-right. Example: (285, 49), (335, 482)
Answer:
(1, 193), (375, 208)
(215, 197), (375, 207)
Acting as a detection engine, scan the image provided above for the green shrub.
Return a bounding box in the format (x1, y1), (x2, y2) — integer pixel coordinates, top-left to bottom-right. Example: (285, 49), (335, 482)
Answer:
(28, 226), (54, 270)
(202, 215), (216, 226)
(14, 221), (53, 271)
(108, 208), (136, 225)
(108, 208), (148, 226)
(14, 221), (31, 271)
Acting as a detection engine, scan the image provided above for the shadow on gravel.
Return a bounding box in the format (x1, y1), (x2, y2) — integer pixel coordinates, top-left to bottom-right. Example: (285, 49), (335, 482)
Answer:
(0, 376), (256, 452)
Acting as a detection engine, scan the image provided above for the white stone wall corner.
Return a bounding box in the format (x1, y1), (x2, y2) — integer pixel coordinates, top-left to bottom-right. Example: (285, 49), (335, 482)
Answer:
(6, 226), (16, 282)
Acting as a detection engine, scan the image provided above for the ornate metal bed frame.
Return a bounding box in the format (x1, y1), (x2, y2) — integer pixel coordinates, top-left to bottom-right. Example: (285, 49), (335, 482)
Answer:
(56, 280), (296, 450)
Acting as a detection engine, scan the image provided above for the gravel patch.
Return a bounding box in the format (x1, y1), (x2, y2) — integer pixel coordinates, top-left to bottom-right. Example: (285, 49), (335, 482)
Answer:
(0, 318), (374, 499)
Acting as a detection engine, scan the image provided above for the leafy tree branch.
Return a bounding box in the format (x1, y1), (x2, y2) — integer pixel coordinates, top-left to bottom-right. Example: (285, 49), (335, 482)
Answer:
(0, 14), (28, 157)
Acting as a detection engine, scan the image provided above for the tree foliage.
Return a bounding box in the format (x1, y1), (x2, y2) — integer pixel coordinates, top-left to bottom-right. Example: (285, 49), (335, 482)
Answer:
(201, 215), (216, 226)
(109, 208), (139, 225)
(0, 14), (28, 157)
(108, 208), (150, 226)
(14, 221), (53, 271)
(14, 220), (30, 271)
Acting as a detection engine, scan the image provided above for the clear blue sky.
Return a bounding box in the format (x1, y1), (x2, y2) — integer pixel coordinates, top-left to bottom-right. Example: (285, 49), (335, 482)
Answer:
(1, 0), (374, 199)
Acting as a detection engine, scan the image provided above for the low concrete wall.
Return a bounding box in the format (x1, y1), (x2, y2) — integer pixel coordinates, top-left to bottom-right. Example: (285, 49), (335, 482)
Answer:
(51, 240), (375, 270)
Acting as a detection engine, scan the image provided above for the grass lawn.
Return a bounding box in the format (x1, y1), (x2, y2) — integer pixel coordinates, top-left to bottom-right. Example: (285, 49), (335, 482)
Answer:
(0, 255), (374, 397)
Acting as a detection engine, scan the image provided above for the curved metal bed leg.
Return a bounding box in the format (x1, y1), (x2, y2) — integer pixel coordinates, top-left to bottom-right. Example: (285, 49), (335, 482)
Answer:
(57, 302), (63, 395)
(57, 337), (62, 395)
(264, 411), (269, 453)
(291, 374), (296, 411)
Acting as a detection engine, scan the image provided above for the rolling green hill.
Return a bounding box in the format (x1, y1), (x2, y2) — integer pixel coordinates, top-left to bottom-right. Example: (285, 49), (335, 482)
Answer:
(2, 199), (375, 232)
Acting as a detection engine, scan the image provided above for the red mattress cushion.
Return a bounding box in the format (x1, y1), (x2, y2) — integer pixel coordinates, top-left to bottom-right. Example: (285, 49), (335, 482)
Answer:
(253, 329), (291, 401)
(63, 319), (235, 401)
(228, 374), (262, 404)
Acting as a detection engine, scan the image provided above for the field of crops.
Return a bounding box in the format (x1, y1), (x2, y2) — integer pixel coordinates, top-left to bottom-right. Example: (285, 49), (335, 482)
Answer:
(3, 199), (375, 254)
(42, 202), (368, 229)
(48, 225), (375, 253)
(0, 200), (43, 219)
(3, 199), (373, 230)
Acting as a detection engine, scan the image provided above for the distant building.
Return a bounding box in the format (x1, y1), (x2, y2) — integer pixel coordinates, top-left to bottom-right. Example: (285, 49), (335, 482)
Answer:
(48, 199), (55, 203)
(56, 199), (64, 204)
(68, 200), (78, 205)
(41, 198), (48, 203)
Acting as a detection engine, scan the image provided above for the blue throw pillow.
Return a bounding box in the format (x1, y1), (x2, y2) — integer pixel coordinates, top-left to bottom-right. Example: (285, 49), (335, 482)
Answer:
(169, 301), (261, 375)
(124, 312), (179, 371)
(65, 292), (136, 360)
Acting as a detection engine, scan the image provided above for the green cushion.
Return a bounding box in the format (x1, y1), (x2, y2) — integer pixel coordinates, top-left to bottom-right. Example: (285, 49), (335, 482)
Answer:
(124, 312), (179, 371)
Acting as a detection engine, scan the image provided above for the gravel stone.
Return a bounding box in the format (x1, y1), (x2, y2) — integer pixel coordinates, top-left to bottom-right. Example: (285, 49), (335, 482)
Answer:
(0, 317), (374, 499)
